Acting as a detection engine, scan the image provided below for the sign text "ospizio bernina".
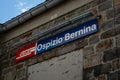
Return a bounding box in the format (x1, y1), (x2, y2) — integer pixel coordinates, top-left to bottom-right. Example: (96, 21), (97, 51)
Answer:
(36, 19), (98, 55)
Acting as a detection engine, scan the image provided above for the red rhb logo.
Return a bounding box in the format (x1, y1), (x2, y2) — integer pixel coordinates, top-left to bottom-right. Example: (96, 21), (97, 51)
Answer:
(16, 44), (36, 62)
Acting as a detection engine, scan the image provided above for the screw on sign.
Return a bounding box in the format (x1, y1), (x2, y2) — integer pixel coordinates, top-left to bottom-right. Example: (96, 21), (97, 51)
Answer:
(16, 44), (36, 62)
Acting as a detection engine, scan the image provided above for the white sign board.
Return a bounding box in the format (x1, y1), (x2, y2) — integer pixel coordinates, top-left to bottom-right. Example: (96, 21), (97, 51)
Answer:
(28, 50), (83, 80)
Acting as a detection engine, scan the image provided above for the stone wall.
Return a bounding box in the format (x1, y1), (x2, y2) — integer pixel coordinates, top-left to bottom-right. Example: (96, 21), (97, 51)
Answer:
(0, 0), (120, 80)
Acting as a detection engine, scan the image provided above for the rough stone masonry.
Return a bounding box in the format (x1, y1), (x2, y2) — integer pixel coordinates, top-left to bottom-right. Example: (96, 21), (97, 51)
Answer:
(0, 0), (120, 80)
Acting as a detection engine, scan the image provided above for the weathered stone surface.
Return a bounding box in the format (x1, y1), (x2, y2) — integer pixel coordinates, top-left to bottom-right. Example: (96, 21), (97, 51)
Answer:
(94, 63), (111, 77)
(115, 4), (120, 16)
(103, 47), (120, 62)
(101, 19), (114, 31)
(111, 59), (120, 71)
(1, 60), (10, 69)
(16, 68), (26, 80)
(116, 35), (120, 47)
(116, 47), (120, 57)
(0, 65), (2, 76)
(115, 15), (120, 25)
(76, 3), (92, 15)
(84, 53), (102, 68)
(115, 0), (120, 5)
(20, 31), (32, 39)
(83, 67), (95, 80)
(3, 67), (16, 80)
(101, 28), (115, 39)
(108, 71), (120, 80)
(36, 55), (44, 63)
(98, 74), (107, 80)
(115, 25), (120, 35)
(1, 0), (120, 80)
(9, 49), (17, 58)
(0, 76), (4, 80)
(98, 0), (113, 12)
(79, 38), (88, 48)
(54, 16), (66, 25)
(89, 34), (100, 45)
(84, 63), (111, 79)
(0, 54), (9, 61)
(26, 56), (38, 66)
(2, 66), (16, 75)
(56, 41), (79, 56)
(66, 11), (76, 19)
(83, 46), (94, 55)
(96, 39), (113, 52)
(16, 62), (24, 70)
(106, 9), (114, 19)
(10, 56), (16, 66)
(42, 50), (56, 60)
(91, 0), (106, 7)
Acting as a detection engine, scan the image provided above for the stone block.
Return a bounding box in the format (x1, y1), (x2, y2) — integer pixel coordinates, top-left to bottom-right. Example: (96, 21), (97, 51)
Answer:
(116, 47), (120, 57)
(42, 50), (56, 60)
(106, 9), (114, 19)
(101, 19), (114, 31)
(0, 67), (2, 76)
(115, 15), (120, 25)
(83, 46), (94, 55)
(116, 35), (120, 47)
(0, 54), (9, 61)
(54, 16), (66, 25)
(20, 78), (27, 80)
(89, 34), (100, 45)
(9, 49), (17, 58)
(10, 56), (16, 66)
(78, 38), (88, 48)
(1, 60), (10, 69)
(26, 56), (38, 66)
(83, 67), (95, 80)
(98, 74), (107, 80)
(16, 62), (25, 70)
(66, 11), (76, 19)
(20, 31), (32, 39)
(103, 47), (119, 62)
(115, 4), (120, 16)
(96, 39), (113, 52)
(111, 59), (120, 71)
(101, 28), (115, 39)
(84, 53), (102, 68)
(115, 25), (120, 35)
(56, 40), (80, 56)
(47, 20), (55, 28)
(108, 71), (120, 80)
(36, 54), (44, 63)
(91, 0), (106, 7)
(115, 0), (120, 5)
(98, 0), (113, 12)
(16, 68), (26, 80)
(3, 67), (16, 80)
(0, 76), (4, 80)
(1, 45), (10, 54)
(2, 67), (15, 75)
(94, 63), (111, 77)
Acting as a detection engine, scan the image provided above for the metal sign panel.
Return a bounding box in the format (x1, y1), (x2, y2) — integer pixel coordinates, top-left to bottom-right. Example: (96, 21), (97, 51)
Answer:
(36, 19), (98, 55)
(16, 44), (36, 62)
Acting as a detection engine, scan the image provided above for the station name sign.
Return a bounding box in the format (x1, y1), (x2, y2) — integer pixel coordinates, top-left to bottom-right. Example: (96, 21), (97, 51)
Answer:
(16, 19), (98, 62)
(36, 19), (98, 55)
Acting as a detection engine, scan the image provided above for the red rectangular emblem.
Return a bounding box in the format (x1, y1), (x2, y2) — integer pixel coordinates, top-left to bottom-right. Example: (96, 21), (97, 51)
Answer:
(16, 44), (36, 62)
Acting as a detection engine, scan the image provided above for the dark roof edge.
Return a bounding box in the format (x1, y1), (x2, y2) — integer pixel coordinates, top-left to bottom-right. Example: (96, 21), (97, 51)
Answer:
(0, 0), (65, 33)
